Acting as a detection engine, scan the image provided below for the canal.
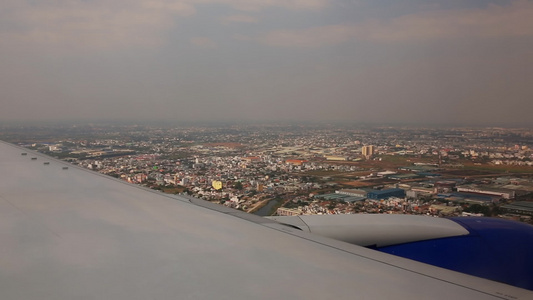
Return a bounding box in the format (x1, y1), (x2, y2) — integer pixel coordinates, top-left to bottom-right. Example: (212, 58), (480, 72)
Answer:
(253, 198), (283, 216)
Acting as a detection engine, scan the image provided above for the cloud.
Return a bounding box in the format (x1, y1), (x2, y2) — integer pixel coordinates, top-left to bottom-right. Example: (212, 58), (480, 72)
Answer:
(191, 0), (329, 11)
(0, 0), (196, 51)
(0, 0), (330, 52)
(255, 0), (533, 47)
(221, 15), (259, 24)
(256, 24), (355, 47)
(190, 37), (218, 48)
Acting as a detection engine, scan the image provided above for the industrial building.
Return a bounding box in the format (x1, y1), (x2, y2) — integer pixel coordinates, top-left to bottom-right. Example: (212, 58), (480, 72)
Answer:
(389, 173), (420, 180)
(456, 185), (515, 199)
(502, 202), (533, 216)
(285, 159), (307, 166)
(336, 189), (368, 197)
(366, 188), (406, 200)
(325, 156), (348, 161)
(314, 192), (366, 202)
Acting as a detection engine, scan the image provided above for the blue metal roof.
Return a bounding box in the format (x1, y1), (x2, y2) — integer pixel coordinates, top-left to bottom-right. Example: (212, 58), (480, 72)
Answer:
(367, 188), (405, 195)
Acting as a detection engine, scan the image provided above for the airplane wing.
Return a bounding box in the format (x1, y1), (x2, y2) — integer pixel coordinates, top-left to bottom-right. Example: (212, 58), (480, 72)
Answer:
(0, 140), (531, 299)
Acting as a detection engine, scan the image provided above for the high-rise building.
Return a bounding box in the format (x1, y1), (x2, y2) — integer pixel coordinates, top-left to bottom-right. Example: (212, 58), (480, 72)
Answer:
(362, 145), (375, 158)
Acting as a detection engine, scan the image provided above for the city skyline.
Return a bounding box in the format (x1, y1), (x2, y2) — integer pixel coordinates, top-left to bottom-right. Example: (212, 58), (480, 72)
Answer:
(1, 0), (532, 125)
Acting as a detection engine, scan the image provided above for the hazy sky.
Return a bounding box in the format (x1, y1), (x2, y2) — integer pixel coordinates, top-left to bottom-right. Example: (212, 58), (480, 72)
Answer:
(1, 0), (532, 125)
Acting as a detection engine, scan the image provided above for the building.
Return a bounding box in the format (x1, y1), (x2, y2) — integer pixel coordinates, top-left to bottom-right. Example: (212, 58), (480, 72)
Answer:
(286, 159), (307, 166)
(315, 192), (366, 202)
(406, 186), (434, 198)
(434, 181), (457, 193)
(377, 171), (397, 177)
(501, 202), (533, 216)
(456, 185), (515, 199)
(366, 188), (406, 200)
(336, 189), (367, 197)
(128, 173), (147, 184)
(276, 207), (302, 216)
(325, 156), (347, 161)
(242, 156), (261, 163)
(389, 173), (420, 180)
(362, 145), (375, 158)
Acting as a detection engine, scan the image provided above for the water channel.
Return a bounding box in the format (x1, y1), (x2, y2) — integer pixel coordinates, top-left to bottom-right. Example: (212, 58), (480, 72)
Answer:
(253, 198), (282, 216)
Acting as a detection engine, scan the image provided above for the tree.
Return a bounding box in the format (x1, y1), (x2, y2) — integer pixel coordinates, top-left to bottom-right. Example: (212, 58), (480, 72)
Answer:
(234, 182), (243, 190)
(464, 204), (490, 216)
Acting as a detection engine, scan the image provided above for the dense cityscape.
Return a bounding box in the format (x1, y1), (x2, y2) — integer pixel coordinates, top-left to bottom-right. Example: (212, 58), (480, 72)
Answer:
(2, 123), (533, 224)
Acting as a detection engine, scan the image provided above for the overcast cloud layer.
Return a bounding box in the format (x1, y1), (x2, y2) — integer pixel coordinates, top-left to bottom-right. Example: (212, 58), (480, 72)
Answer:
(1, 0), (532, 125)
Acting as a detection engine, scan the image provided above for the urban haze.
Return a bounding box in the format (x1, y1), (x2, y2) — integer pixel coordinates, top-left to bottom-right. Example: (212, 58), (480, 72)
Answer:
(1, 0), (532, 125)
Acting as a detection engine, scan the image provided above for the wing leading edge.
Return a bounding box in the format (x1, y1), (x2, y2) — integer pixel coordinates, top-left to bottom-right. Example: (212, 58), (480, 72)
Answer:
(0, 140), (531, 299)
